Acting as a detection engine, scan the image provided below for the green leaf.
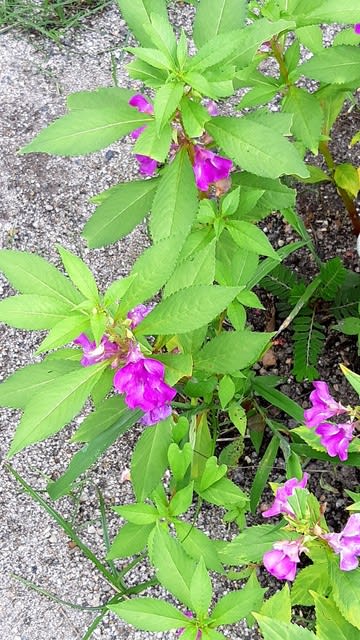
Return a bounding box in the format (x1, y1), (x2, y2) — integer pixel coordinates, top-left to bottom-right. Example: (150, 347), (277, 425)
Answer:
(117, 233), (185, 313)
(237, 85), (279, 109)
(298, 46), (360, 85)
(150, 148), (198, 242)
(210, 580), (263, 626)
(164, 241), (216, 297)
(0, 360), (80, 409)
(291, 564), (330, 607)
(227, 220), (279, 258)
(175, 521), (223, 572)
(57, 245), (98, 302)
(282, 87), (323, 154)
(194, 330), (274, 374)
(261, 585), (291, 624)
(113, 502), (158, 525)
(340, 365), (360, 397)
(334, 163), (360, 198)
(8, 363), (106, 456)
(108, 597), (188, 631)
(107, 522), (154, 559)
(67, 86), (134, 110)
(71, 396), (132, 442)
(254, 614), (317, 640)
(313, 593), (360, 640)
(127, 46), (172, 71)
(206, 117), (309, 179)
(21, 102), (151, 156)
(250, 435), (280, 513)
(234, 172), (296, 222)
(154, 353), (193, 386)
(133, 121), (172, 162)
(193, 0), (246, 49)
(0, 250), (81, 308)
(168, 482), (194, 516)
(135, 285), (241, 335)
(329, 556), (360, 629)
(117, 0), (169, 48)
(198, 456), (227, 492)
(36, 314), (90, 354)
(295, 25), (323, 53)
(127, 58), (168, 88)
(151, 525), (195, 608)
(218, 375), (236, 409)
(0, 294), (71, 329)
(190, 557), (212, 615)
(144, 11), (177, 62)
(103, 274), (138, 307)
(47, 404), (141, 499)
(83, 179), (157, 248)
(180, 97), (210, 138)
(168, 442), (193, 482)
(304, 1), (360, 25)
(154, 82), (184, 134)
(199, 476), (248, 507)
(220, 524), (295, 564)
(131, 419), (173, 501)
(253, 377), (304, 423)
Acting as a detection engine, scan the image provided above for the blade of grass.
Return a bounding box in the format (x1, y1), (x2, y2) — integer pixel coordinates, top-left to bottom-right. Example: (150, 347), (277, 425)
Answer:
(11, 573), (105, 612)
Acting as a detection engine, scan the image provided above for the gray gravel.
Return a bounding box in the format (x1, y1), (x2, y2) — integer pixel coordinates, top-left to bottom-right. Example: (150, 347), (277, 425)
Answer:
(0, 5), (259, 639)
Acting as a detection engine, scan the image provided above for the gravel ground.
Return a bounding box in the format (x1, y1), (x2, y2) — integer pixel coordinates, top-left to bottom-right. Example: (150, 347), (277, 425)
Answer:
(1, 5), (360, 640)
(0, 4), (259, 639)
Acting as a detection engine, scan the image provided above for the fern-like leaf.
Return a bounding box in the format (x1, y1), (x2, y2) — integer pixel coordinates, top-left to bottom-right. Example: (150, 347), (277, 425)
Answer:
(319, 257), (346, 301)
(292, 308), (325, 381)
(331, 270), (360, 320)
(261, 264), (304, 301)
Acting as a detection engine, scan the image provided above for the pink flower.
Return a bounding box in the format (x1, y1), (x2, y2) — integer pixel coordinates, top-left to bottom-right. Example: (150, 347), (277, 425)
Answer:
(324, 514), (360, 571)
(193, 146), (232, 192)
(130, 125), (146, 140)
(354, 24), (360, 35)
(262, 474), (309, 518)
(205, 100), (219, 116)
(74, 334), (119, 366)
(127, 304), (153, 329)
(135, 154), (158, 176)
(129, 94), (154, 115)
(304, 381), (347, 428)
(113, 344), (176, 425)
(315, 421), (354, 461)
(263, 539), (303, 581)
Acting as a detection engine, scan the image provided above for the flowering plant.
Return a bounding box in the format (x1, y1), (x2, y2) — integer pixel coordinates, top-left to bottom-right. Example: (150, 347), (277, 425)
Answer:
(1, 0), (360, 638)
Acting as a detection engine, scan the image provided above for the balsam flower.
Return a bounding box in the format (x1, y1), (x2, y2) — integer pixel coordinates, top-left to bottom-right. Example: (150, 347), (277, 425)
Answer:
(113, 344), (176, 426)
(354, 24), (360, 35)
(263, 539), (304, 581)
(315, 420), (354, 461)
(324, 513), (360, 571)
(262, 474), (309, 518)
(304, 381), (347, 428)
(193, 145), (233, 192)
(74, 334), (119, 367)
(127, 303), (152, 329)
(205, 100), (219, 116)
(128, 95), (158, 175)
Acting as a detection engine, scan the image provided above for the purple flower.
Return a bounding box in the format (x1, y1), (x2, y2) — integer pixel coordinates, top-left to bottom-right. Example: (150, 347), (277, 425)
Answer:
(205, 100), (219, 116)
(354, 24), (360, 35)
(113, 344), (176, 425)
(130, 125), (146, 140)
(129, 94), (154, 115)
(262, 474), (309, 518)
(135, 154), (158, 176)
(176, 611), (202, 639)
(74, 334), (119, 367)
(304, 381), (347, 428)
(127, 304), (153, 329)
(263, 539), (303, 581)
(193, 146), (232, 192)
(315, 421), (354, 461)
(324, 514), (360, 571)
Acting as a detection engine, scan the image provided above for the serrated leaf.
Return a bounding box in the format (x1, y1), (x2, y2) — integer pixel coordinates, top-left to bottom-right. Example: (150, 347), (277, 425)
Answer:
(71, 396), (134, 442)
(57, 245), (98, 302)
(254, 615), (317, 640)
(21, 102), (151, 156)
(151, 525), (195, 608)
(298, 46), (360, 85)
(283, 87), (323, 154)
(150, 148), (198, 242)
(0, 360), (80, 409)
(227, 220), (279, 258)
(210, 580), (263, 626)
(220, 525), (296, 564)
(194, 330), (273, 374)
(340, 365), (360, 398)
(113, 502), (158, 525)
(0, 250), (82, 308)
(175, 521), (223, 572)
(168, 482), (194, 516)
(206, 117), (309, 179)
(131, 419), (172, 501)
(164, 241), (216, 297)
(0, 294), (71, 330)
(117, 0), (170, 48)
(154, 353), (193, 386)
(291, 564), (329, 607)
(329, 555), (360, 629)
(103, 274), (138, 307)
(190, 557), (212, 615)
(193, 0), (246, 49)
(313, 593), (360, 640)
(133, 120), (172, 162)
(107, 522), (155, 559)
(180, 97), (210, 138)
(154, 82), (184, 134)
(304, 1), (360, 26)
(8, 363), (106, 456)
(334, 163), (360, 198)
(261, 585), (291, 623)
(83, 179), (157, 248)
(108, 597), (188, 631)
(135, 285), (241, 335)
